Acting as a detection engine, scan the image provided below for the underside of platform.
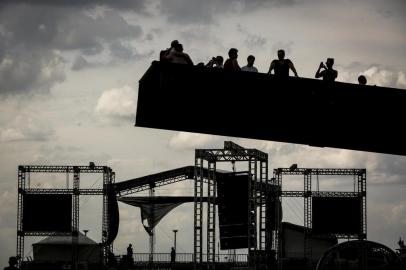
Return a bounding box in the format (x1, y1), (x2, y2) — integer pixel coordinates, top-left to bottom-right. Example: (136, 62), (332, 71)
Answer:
(136, 61), (406, 156)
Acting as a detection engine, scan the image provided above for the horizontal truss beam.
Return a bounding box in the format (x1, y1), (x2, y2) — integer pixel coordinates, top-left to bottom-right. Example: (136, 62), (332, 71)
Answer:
(18, 165), (110, 173)
(274, 168), (366, 175)
(23, 188), (104, 195)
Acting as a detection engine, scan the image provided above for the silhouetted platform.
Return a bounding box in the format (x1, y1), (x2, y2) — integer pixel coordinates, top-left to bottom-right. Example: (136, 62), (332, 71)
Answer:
(136, 61), (406, 156)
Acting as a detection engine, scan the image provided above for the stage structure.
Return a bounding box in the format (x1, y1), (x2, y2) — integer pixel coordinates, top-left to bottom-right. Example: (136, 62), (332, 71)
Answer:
(194, 141), (271, 270)
(16, 165), (117, 269)
(273, 167), (367, 269)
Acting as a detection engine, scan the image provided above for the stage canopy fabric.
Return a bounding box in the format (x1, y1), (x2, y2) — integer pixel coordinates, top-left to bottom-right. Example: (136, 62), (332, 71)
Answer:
(118, 196), (207, 235)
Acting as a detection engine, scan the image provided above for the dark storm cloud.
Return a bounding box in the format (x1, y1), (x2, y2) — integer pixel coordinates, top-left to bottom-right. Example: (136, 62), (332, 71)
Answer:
(0, 4), (143, 95)
(158, 0), (299, 25)
(0, 0), (148, 11)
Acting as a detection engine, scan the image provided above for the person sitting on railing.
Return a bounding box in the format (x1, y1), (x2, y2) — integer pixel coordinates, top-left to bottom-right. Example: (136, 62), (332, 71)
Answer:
(160, 40), (178, 62)
(268, 49), (298, 77)
(166, 43), (194, 65)
(224, 48), (241, 71)
(315, 58), (338, 82)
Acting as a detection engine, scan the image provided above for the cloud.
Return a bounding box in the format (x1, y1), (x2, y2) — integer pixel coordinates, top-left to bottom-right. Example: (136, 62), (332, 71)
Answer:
(338, 63), (406, 88)
(158, 0), (299, 25)
(0, 5), (143, 94)
(71, 55), (90, 71)
(168, 132), (222, 150)
(0, 0), (148, 11)
(0, 50), (66, 95)
(95, 85), (137, 120)
(0, 114), (56, 142)
(237, 24), (267, 49)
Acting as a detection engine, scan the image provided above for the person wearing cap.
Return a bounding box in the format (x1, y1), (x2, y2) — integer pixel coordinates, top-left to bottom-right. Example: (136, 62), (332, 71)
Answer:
(315, 58), (338, 82)
(268, 49), (298, 77)
(223, 48), (241, 72)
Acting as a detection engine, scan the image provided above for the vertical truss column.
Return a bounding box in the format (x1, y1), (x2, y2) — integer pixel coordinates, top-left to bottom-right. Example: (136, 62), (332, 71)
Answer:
(16, 166), (26, 268)
(273, 171), (282, 260)
(148, 184), (155, 264)
(194, 157), (204, 269)
(72, 166), (80, 270)
(358, 169), (367, 239)
(304, 170), (312, 269)
(259, 161), (268, 251)
(248, 158), (258, 269)
(102, 167), (113, 265)
(207, 161), (216, 269)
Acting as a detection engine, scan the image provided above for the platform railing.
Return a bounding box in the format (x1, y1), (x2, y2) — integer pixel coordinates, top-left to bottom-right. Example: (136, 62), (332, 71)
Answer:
(128, 253), (248, 263)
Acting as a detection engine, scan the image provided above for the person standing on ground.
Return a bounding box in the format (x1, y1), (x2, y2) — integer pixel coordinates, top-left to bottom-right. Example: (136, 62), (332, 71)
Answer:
(268, 49), (298, 77)
(170, 247), (176, 263)
(127, 244), (133, 258)
(241, 55), (258, 72)
(4, 257), (19, 270)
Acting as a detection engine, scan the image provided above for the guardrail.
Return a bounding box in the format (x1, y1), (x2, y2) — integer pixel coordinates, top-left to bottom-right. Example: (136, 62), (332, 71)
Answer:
(127, 253), (248, 263)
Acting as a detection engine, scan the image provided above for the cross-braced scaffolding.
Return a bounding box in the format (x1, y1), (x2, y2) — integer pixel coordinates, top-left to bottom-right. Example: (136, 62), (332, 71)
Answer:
(16, 165), (115, 269)
(273, 167), (367, 269)
(194, 141), (269, 270)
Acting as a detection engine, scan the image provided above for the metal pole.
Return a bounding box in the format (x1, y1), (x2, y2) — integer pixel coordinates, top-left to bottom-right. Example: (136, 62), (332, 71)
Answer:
(173, 229), (178, 251)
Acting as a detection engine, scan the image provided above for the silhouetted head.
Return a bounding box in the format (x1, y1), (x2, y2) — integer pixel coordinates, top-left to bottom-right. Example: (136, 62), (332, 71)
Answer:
(358, 75), (367, 85)
(129, 244), (132, 247)
(171, 40), (179, 48)
(277, 50), (285, 60)
(9, 257), (17, 266)
(228, 48), (238, 59)
(216, 56), (224, 65)
(172, 247), (175, 251)
(174, 43), (184, 52)
(247, 55), (255, 66)
(326, 58), (334, 68)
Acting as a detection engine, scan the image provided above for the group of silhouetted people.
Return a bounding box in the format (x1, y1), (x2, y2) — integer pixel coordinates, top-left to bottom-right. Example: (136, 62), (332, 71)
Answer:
(160, 40), (368, 85)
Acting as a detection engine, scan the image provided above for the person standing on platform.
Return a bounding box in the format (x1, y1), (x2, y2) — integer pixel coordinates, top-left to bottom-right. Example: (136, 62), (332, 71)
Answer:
(224, 48), (241, 72)
(268, 49), (298, 77)
(358, 75), (367, 85)
(206, 56), (224, 68)
(315, 58), (338, 82)
(241, 55), (258, 72)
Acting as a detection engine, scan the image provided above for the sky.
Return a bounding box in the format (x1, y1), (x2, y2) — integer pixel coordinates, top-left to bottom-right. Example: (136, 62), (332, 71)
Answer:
(0, 0), (406, 266)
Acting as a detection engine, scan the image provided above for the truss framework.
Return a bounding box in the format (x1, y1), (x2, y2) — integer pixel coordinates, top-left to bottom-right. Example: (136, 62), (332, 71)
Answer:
(194, 141), (269, 270)
(273, 167), (367, 270)
(16, 165), (115, 269)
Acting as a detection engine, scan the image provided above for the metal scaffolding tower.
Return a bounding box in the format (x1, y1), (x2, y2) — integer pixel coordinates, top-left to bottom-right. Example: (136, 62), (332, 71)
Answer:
(16, 165), (115, 269)
(273, 167), (367, 269)
(194, 141), (269, 270)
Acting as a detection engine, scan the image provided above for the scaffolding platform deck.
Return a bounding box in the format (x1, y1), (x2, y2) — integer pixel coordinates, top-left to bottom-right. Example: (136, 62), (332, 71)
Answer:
(135, 61), (406, 156)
